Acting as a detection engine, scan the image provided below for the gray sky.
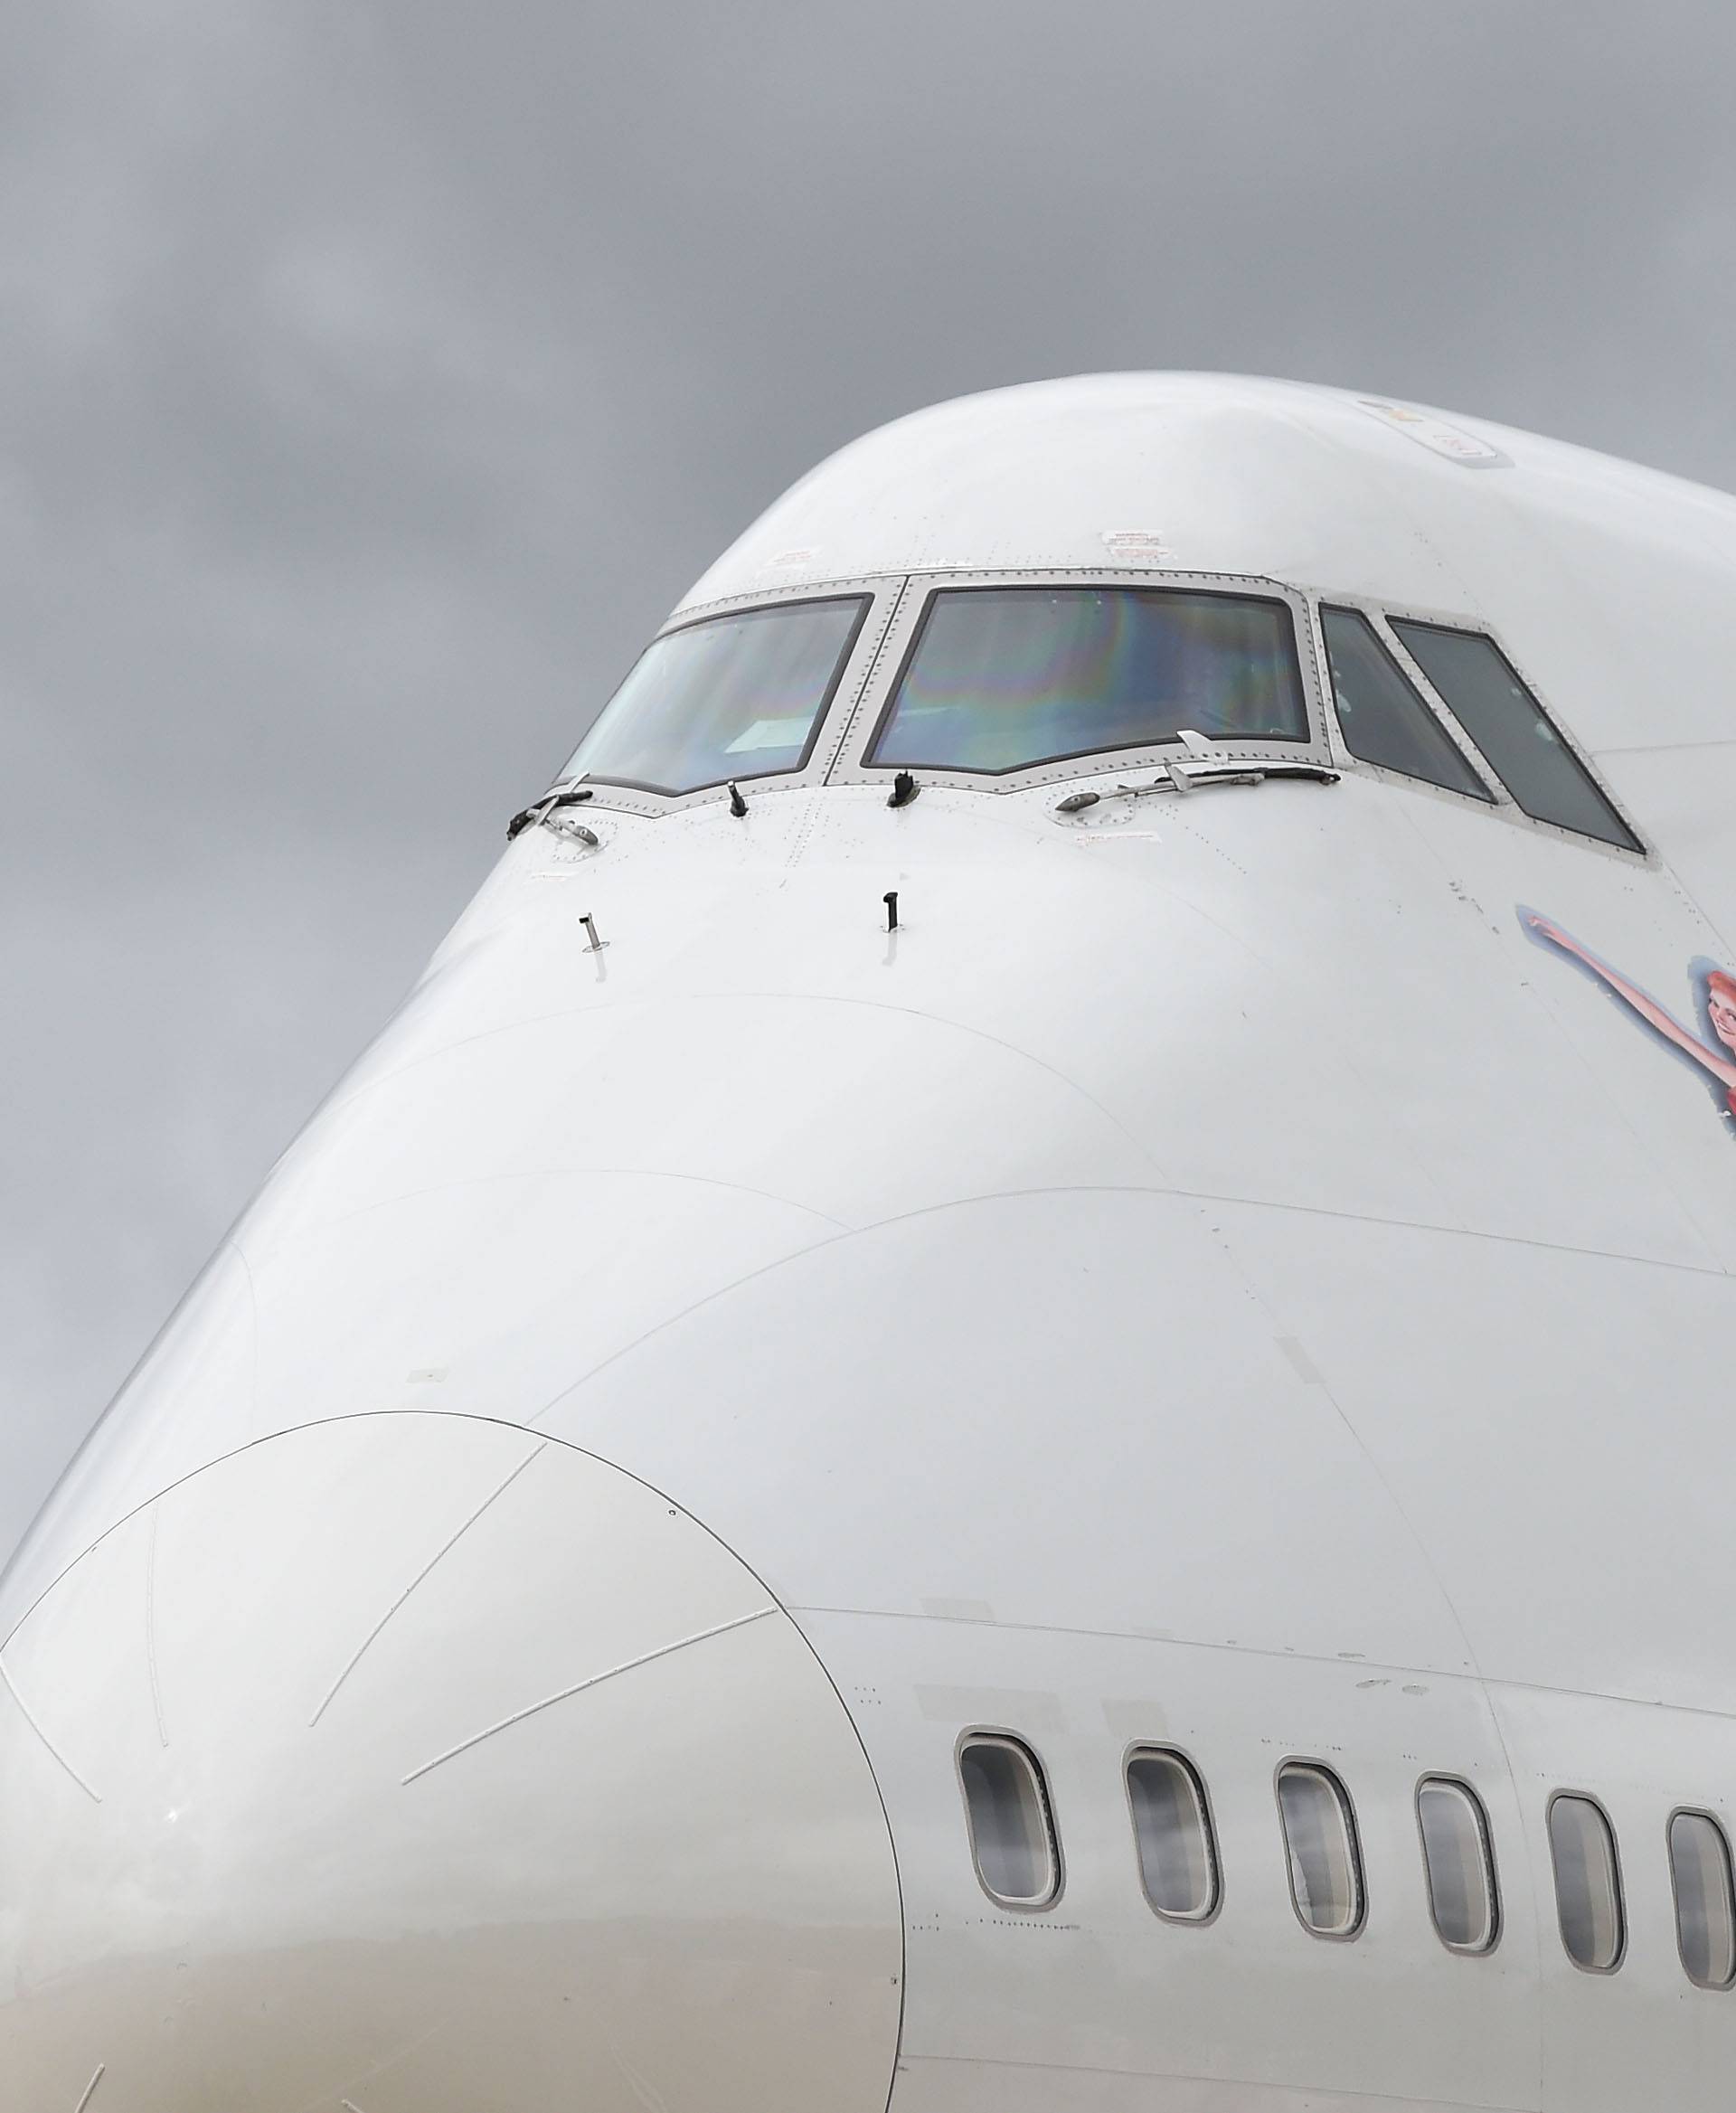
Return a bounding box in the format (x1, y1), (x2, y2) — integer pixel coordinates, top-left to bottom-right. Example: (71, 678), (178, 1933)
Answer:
(6, 0), (1736, 1561)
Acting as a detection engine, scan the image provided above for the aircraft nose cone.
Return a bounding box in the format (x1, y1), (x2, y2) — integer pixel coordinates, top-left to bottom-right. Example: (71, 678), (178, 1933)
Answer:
(0, 1414), (901, 2110)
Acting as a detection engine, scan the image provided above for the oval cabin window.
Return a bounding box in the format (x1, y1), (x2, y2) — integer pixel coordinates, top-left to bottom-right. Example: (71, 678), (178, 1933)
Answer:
(958, 1735), (1060, 1908)
(1416, 1777), (1498, 1954)
(1548, 1794), (1624, 1972)
(1276, 1762), (1364, 1938)
(1126, 1748), (1219, 1921)
(1669, 1810), (1736, 1990)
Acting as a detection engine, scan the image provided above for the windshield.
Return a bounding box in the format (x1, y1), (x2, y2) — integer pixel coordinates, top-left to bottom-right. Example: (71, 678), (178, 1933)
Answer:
(561, 595), (870, 796)
(867, 586), (1309, 774)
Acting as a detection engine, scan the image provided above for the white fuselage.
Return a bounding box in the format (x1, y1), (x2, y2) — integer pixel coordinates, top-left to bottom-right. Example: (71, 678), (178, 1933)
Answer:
(7, 373), (1736, 2110)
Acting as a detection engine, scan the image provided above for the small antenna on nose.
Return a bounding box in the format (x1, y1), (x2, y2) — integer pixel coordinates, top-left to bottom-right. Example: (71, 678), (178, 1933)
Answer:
(580, 913), (608, 952)
(727, 781), (749, 817)
(883, 891), (900, 932)
(887, 771), (920, 808)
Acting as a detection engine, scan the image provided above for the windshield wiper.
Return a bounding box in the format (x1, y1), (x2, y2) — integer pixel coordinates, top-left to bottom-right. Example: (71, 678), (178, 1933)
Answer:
(507, 780), (598, 842)
(1054, 729), (1339, 813)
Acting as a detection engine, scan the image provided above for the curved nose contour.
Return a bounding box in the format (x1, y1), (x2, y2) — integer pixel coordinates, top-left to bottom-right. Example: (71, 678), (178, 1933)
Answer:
(0, 1414), (901, 2110)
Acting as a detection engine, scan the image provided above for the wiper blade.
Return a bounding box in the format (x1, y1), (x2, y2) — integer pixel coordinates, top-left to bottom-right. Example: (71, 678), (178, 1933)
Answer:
(1054, 730), (1339, 813)
(506, 780), (596, 841)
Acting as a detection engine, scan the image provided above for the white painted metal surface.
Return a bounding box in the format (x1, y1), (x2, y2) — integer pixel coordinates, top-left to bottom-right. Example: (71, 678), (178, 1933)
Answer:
(1, 1416), (900, 2108)
(8, 373), (1736, 2107)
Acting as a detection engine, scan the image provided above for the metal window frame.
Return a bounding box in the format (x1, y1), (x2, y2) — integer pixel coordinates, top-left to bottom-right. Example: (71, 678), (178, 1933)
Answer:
(524, 570), (1653, 860)
(1666, 1805), (1736, 1992)
(1375, 607), (1650, 860)
(824, 568), (1335, 794)
(1413, 1773), (1502, 1957)
(955, 1727), (1064, 1912)
(1545, 1788), (1628, 1976)
(1274, 1757), (1367, 1942)
(1123, 1741), (1223, 1927)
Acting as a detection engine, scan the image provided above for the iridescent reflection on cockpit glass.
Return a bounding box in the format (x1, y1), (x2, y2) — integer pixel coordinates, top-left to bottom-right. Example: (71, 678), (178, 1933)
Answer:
(561, 595), (869, 796)
(868, 587), (1308, 774)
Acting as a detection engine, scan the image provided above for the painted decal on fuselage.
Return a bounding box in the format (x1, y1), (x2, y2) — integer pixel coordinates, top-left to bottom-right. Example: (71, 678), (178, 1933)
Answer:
(1521, 905), (1736, 1139)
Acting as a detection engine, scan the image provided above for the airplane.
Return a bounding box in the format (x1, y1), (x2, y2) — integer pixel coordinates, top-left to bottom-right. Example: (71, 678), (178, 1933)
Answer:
(5, 368), (1736, 2111)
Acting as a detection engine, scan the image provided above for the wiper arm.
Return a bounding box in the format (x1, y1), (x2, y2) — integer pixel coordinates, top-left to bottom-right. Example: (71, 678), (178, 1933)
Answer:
(1054, 730), (1339, 814)
(506, 780), (599, 843)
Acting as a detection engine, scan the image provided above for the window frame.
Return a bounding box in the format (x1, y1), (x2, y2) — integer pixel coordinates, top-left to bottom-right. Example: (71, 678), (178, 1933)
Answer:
(1123, 1741), (1223, 1927)
(827, 568), (1335, 792)
(1373, 606), (1649, 859)
(1413, 1773), (1501, 1957)
(521, 568), (1649, 854)
(1314, 601), (1499, 808)
(1273, 1758), (1367, 1942)
(955, 1727), (1064, 1912)
(1546, 1788), (1627, 1976)
(524, 576), (903, 819)
(1666, 1805), (1736, 1992)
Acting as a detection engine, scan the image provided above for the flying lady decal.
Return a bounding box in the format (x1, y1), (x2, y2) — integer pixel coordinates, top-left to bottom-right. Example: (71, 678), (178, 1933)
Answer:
(1521, 906), (1736, 1139)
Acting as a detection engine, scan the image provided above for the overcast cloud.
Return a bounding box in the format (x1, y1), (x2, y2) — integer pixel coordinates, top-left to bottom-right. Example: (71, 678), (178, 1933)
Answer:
(5, 0), (1736, 1559)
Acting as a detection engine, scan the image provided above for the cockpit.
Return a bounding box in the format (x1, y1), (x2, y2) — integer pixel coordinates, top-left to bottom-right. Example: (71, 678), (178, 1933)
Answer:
(542, 572), (1644, 856)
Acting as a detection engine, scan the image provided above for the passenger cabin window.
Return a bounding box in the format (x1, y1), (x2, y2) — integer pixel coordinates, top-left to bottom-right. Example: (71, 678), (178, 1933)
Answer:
(867, 586), (1309, 775)
(1276, 1763), (1364, 1938)
(1388, 619), (1641, 852)
(958, 1735), (1060, 1908)
(559, 595), (869, 797)
(1321, 606), (1491, 800)
(1548, 1794), (1625, 1972)
(1669, 1810), (1736, 1989)
(1126, 1748), (1220, 1921)
(1416, 1778), (1498, 1954)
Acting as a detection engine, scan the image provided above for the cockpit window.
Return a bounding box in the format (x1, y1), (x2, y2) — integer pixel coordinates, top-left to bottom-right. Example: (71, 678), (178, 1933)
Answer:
(866, 586), (1309, 776)
(1321, 606), (1493, 800)
(560, 595), (869, 797)
(1388, 619), (1641, 853)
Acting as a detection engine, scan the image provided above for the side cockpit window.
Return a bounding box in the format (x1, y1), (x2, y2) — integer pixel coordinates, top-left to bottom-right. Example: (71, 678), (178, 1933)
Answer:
(1321, 606), (1492, 801)
(1388, 618), (1641, 852)
(560, 595), (870, 797)
(867, 585), (1309, 775)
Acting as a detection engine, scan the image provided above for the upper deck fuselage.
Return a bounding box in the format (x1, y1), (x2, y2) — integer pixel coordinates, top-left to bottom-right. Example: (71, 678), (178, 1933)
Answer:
(8, 373), (1736, 2109)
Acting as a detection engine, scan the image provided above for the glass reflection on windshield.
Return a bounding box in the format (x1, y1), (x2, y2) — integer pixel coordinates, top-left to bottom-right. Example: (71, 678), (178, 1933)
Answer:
(867, 586), (1308, 774)
(561, 595), (869, 796)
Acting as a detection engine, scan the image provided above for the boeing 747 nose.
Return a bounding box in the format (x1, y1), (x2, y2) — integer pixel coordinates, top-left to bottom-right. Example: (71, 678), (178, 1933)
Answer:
(0, 1414), (901, 2108)
(12, 373), (1736, 2108)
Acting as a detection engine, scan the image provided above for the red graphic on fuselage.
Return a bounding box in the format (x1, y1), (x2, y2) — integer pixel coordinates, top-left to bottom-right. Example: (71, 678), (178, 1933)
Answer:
(1522, 908), (1736, 1132)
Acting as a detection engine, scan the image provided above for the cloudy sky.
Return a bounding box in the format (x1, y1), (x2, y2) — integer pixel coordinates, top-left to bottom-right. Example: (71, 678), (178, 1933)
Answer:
(5, 1), (1735, 1560)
